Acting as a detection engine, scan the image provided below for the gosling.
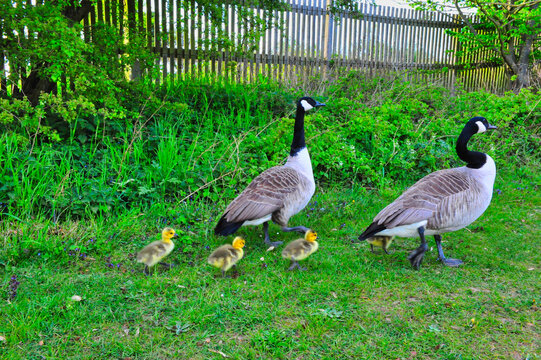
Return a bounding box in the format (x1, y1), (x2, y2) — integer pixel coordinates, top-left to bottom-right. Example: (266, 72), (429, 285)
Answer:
(366, 236), (394, 254)
(208, 237), (245, 277)
(281, 229), (319, 271)
(137, 227), (178, 275)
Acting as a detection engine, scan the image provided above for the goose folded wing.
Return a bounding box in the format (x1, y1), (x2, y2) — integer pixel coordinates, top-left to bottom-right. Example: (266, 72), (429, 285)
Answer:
(137, 241), (167, 262)
(209, 246), (232, 260)
(373, 170), (472, 228)
(149, 242), (169, 258)
(223, 167), (301, 222)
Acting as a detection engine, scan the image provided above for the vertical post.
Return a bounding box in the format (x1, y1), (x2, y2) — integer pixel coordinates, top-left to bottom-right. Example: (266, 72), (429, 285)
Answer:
(161, 0), (167, 82)
(127, 0), (141, 80)
(0, 17), (5, 97)
(323, 0), (332, 72)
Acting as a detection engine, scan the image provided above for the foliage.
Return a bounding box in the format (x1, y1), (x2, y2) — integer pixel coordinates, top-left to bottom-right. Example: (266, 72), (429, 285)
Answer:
(0, 73), (539, 222)
(406, 0), (541, 92)
(0, 0), (157, 141)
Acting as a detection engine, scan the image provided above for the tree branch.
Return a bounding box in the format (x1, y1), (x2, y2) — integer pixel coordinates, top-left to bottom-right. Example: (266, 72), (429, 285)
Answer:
(454, 0), (478, 35)
(471, 0), (518, 70)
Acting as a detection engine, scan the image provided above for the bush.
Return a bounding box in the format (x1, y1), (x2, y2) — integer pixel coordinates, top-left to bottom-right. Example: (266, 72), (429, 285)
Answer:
(0, 73), (539, 220)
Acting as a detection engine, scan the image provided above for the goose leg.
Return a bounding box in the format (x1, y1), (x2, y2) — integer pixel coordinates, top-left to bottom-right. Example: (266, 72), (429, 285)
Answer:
(434, 235), (463, 267)
(159, 262), (174, 269)
(408, 226), (428, 270)
(263, 222), (283, 247)
(281, 225), (310, 234)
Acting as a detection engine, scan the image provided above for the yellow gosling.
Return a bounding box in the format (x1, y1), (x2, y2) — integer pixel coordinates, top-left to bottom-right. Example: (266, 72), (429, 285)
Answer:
(366, 236), (394, 255)
(208, 237), (245, 277)
(281, 229), (318, 271)
(137, 227), (177, 275)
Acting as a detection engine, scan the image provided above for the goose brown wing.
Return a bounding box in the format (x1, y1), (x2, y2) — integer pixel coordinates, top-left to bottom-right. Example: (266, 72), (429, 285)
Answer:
(223, 166), (301, 222)
(373, 169), (473, 228)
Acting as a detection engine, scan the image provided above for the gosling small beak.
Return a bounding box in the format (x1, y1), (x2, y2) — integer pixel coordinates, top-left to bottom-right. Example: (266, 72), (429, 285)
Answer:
(487, 124), (497, 130)
(315, 101), (326, 107)
(173, 233), (180, 238)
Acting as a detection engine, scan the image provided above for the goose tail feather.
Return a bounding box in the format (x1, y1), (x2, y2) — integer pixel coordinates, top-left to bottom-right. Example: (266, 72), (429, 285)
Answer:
(214, 215), (244, 236)
(358, 222), (387, 241)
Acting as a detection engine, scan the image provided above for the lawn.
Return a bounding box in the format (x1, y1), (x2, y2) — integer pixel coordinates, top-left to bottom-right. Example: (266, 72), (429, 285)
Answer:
(1, 169), (539, 359)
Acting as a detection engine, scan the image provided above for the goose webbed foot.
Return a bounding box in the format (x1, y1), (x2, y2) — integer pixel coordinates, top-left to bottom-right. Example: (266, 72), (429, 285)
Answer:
(408, 226), (428, 270)
(263, 222), (283, 247)
(408, 246), (427, 269)
(281, 225), (310, 234)
(434, 235), (463, 267)
(440, 257), (463, 267)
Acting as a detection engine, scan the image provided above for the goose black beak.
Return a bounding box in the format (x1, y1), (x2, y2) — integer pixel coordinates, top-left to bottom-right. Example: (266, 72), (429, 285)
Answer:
(487, 124), (497, 130)
(315, 101), (326, 107)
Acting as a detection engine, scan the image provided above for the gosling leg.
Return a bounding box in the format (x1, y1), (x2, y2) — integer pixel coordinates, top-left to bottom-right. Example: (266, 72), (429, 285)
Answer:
(143, 265), (150, 276)
(408, 226), (428, 270)
(263, 222), (282, 247)
(434, 235), (463, 267)
(288, 260), (299, 271)
(287, 260), (307, 271)
(383, 246), (390, 255)
(159, 262), (174, 269)
(370, 244), (375, 253)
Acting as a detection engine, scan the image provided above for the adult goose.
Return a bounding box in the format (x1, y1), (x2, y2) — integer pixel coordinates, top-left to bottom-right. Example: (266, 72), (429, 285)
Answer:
(358, 117), (497, 269)
(214, 97), (325, 247)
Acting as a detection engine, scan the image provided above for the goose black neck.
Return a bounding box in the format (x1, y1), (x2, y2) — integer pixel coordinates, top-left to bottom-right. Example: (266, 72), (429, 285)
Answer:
(456, 123), (486, 169)
(290, 105), (306, 156)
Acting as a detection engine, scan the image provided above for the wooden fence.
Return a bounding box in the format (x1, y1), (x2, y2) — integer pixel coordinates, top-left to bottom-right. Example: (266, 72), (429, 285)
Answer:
(6, 0), (511, 93)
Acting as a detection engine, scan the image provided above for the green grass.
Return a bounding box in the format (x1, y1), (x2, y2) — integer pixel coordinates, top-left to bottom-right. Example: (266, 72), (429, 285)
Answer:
(1, 75), (539, 358)
(1, 169), (539, 359)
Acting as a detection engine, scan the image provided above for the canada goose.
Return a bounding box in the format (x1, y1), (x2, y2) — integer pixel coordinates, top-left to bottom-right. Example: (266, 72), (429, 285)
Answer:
(207, 236), (245, 277)
(214, 97), (325, 247)
(366, 236), (394, 254)
(281, 229), (319, 271)
(137, 227), (178, 275)
(358, 117), (497, 269)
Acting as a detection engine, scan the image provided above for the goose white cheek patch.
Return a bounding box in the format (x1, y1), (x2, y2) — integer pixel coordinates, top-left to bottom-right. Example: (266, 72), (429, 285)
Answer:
(300, 100), (313, 111)
(475, 121), (487, 133)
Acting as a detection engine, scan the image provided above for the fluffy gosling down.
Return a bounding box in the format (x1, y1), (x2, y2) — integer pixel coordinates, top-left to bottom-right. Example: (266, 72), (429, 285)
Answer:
(281, 229), (319, 271)
(208, 237), (245, 277)
(366, 236), (394, 254)
(137, 227), (178, 275)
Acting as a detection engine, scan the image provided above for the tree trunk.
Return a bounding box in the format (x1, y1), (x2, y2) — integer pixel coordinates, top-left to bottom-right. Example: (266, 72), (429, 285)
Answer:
(511, 62), (531, 93)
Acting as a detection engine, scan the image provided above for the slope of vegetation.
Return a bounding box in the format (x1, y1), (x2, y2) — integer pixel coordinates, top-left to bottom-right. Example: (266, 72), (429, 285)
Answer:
(1, 74), (540, 359)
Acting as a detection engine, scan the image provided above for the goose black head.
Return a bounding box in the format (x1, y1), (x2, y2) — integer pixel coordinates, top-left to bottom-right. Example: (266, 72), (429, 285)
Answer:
(298, 97), (326, 112)
(468, 117), (497, 134)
